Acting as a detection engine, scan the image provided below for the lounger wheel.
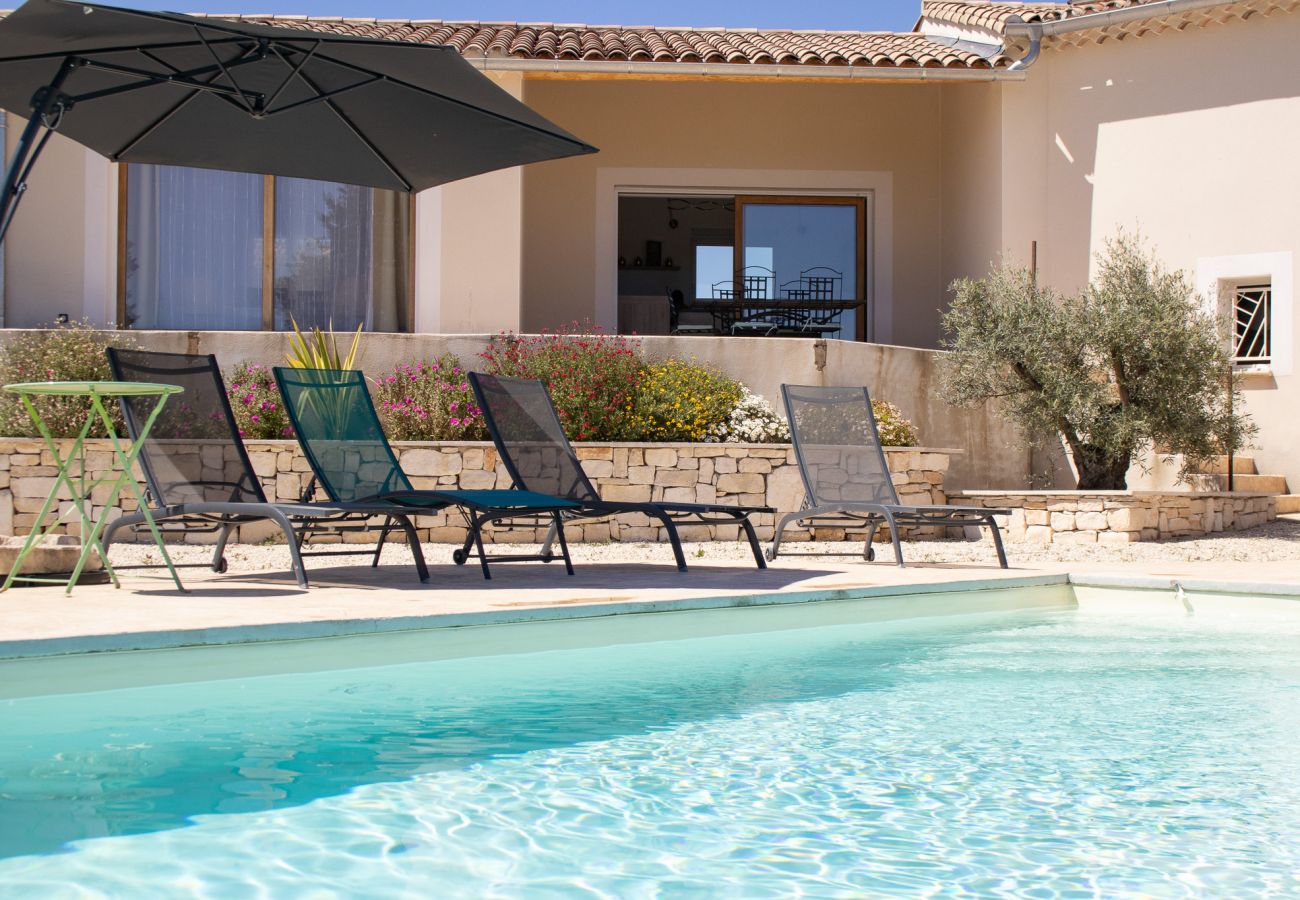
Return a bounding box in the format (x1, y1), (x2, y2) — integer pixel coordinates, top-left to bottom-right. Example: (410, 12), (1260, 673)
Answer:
(452, 548), (468, 565)
(764, 546), (776, 562)
(864, 547), (876, 562)
(212, 557), (228, 573)
(540, 553), (555, 563)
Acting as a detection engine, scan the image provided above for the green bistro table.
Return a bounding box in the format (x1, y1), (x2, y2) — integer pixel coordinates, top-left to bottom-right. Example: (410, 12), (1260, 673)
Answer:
(1, 381), (185, 594)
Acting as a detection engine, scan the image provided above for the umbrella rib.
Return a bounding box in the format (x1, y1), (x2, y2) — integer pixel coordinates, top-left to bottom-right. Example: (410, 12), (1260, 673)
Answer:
(110, 44), (264, 160)
(262, 42), (322, 113)
(261, 77), (381, 117)
(194, 25), (258, 114)
(67, 53), (265, 105)
(0, 37), (250, 65)
(294, 67), (412, 191)
(310, 49), (595, 152)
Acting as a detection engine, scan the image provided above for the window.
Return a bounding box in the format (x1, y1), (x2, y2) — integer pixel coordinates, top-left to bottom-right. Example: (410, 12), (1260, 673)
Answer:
(120, 165), (412, 332)
(1232, 282), (1271, 365)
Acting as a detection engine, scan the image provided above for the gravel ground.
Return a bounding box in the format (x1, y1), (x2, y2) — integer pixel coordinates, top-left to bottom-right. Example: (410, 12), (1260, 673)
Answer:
(107, 515), (1300, 572)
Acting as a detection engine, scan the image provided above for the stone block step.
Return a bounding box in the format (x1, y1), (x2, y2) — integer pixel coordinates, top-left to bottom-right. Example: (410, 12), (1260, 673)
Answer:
(1193, 455), (1257, 475)
(1203, 473), (1288, 493)
(1276, 494), (1300, 514)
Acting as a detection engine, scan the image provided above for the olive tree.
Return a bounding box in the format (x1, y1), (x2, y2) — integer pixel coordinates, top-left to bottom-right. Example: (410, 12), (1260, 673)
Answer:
(940, 233), (1255, 490)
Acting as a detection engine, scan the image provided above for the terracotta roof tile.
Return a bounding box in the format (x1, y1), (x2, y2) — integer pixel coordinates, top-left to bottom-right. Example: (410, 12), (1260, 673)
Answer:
(920, 2), (1077, 34)
(210, 16), (1011, 69)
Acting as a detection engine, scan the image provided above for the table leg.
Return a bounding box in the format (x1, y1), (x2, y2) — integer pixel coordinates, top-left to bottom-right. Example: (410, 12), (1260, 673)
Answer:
(72, 393), (186, 593)
(0, 398), (103, 592)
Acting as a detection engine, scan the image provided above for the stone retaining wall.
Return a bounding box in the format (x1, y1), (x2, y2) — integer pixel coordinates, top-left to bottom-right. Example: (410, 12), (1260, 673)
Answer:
(955, 490), (1276, 544)
(0, 439), (955, 545)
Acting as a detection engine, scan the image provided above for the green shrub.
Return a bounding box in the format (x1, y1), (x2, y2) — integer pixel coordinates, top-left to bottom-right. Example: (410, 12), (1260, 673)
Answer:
(872, 400), (919, 447)
(0, 321), (131, 438)
(480, 322), (642, 441)
(225, 363), (293, 440)
(372, 354), (486, 441)
(628, 359), (743, 442)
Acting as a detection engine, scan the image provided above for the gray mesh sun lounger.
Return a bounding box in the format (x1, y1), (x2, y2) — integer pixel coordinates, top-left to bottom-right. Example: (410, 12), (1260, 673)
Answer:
(274, 366), (580, 579)
(104, 348), (431, 588)
(771, 384), (1009, 568)
(469, 372), (772, 571)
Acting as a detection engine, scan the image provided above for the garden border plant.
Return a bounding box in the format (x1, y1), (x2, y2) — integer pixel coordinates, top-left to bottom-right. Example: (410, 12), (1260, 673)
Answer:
(0, 321), (922, 449)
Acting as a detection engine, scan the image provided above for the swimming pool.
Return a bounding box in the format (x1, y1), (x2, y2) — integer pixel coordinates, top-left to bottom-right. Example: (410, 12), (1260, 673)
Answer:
(2, 594), (1299, 895)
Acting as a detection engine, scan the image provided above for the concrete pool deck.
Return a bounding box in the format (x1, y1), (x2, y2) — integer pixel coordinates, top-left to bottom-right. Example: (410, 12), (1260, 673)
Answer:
(2, 540), (1299, 661)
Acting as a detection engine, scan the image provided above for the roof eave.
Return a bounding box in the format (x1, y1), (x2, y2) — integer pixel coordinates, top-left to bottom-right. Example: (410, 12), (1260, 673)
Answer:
(1004, 0), (1243, 39)
(472, 57), (1024, 81)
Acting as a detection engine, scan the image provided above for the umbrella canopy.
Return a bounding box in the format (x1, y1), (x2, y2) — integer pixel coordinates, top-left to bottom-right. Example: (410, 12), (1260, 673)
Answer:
(0, 0), (597, 242)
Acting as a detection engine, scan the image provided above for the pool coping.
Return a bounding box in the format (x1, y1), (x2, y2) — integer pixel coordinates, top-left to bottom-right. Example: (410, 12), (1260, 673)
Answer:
(3, 568), (1299, 666)
(0, 572), (1072, 660)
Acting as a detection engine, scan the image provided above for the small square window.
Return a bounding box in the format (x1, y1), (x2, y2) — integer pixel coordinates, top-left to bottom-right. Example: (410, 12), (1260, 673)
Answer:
(1232, 282), (1271, 365)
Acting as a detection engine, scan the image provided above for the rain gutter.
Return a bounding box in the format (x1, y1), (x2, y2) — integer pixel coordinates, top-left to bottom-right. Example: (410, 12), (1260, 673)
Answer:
(1005, 0), (1240, 69)
(470, 56), (1025, 82)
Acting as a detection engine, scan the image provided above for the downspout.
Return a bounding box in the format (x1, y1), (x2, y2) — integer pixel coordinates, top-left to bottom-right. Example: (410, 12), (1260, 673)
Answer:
(1007, 22), (1042, 71)
(1004, 0), (1239, 70)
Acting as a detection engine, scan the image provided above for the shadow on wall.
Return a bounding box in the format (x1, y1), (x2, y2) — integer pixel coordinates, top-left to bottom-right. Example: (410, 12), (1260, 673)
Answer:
(1030, 15), (1300, 296)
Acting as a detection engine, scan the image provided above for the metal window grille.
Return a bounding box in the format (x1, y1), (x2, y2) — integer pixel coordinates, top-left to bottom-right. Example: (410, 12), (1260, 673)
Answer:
(1233, 282), (1271, 365)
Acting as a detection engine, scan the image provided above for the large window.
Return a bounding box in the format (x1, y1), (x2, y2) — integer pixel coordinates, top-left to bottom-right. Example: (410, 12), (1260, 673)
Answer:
(121, 165), (412, 331)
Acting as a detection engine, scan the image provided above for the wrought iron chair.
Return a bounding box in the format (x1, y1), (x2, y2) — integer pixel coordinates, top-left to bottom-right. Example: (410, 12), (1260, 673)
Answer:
(778, 267), (847, 338)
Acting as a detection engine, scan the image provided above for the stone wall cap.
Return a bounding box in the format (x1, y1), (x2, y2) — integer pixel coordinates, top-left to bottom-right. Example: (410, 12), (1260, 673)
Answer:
(956, 489), (1276, 499)
(1, 435), (962, 455)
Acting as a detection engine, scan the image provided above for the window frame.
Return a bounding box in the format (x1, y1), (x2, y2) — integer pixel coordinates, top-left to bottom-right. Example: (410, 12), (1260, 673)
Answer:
(1230, 280), (1272, 367)
(733, 195), (868, 341)
(115, 164), (417, 332)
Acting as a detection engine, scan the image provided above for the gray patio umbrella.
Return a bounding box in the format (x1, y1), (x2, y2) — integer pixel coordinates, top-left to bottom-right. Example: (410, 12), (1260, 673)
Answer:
(0, 0), (597, 243)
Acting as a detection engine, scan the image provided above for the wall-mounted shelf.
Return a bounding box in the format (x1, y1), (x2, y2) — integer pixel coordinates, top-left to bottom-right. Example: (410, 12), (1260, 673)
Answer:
(619, 265), (680, 271)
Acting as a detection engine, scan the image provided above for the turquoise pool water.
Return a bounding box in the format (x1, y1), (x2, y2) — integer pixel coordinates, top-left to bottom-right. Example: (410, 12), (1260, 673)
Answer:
(2, 603), (1299, 896)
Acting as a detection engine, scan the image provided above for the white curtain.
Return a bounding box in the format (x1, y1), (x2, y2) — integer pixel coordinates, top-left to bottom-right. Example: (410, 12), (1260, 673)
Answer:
(125, 165), (263, 330)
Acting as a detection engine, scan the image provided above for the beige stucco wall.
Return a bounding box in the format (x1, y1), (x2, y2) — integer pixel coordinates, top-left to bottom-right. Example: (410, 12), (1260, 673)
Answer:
(0, 328), (1035, 490)
(518, 79), (950, 349)
(2, 114), (117, 328)
(997, 13), (1300, 490)
(940, 82), (1004, 295)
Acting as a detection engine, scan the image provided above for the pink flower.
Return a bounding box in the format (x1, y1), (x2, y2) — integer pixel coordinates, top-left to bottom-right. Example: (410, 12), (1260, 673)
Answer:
(449, 418), (460, 426)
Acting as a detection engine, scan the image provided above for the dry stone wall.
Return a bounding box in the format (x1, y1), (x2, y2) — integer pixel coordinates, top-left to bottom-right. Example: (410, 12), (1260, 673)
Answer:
(0, 439), (954, 545)
(955, 490), (1276, 544)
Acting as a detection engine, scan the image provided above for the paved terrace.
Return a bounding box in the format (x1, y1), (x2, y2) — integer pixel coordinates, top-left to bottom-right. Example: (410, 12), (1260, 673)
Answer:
(3, 519), (1299, 662)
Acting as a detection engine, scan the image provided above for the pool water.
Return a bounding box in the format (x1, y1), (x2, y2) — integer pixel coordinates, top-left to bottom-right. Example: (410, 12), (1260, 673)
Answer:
(2, 604), (1299, 896)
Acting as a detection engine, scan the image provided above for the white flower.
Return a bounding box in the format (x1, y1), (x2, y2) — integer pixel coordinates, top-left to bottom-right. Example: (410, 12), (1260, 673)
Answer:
(717, 387), (790, 443)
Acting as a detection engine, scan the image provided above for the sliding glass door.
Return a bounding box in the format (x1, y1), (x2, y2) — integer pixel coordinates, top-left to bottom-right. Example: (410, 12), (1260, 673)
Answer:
(735, 196), (866, 341)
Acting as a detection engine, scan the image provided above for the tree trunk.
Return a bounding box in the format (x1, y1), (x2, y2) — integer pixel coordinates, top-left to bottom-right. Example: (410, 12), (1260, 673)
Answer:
(1073, 443), (1131, 490)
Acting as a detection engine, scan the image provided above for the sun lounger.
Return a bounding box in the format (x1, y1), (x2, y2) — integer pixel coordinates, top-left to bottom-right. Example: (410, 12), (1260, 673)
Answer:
(772, 383), (1009, 568)
(104, 348), (431, 587)
(468, 372), (772, 571)
(273, 366), (580, 579)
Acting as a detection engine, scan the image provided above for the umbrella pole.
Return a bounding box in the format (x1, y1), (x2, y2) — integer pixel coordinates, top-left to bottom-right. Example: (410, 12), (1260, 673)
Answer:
(0, 58), (77, 247)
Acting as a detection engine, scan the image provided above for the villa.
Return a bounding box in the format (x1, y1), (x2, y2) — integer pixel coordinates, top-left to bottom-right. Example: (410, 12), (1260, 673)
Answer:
(2, 0), (1300, 894)
(3, 0), (1299, 494)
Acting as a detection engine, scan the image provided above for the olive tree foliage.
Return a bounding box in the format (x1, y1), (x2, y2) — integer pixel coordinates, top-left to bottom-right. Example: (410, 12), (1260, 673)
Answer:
(940, 233), (1255, 490)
